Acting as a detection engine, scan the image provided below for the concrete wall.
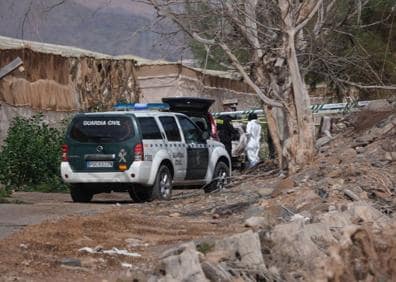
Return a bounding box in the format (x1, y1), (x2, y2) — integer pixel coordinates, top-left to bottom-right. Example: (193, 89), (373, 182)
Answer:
(137, 65), (260, 112)
(0, 103), (74, 142)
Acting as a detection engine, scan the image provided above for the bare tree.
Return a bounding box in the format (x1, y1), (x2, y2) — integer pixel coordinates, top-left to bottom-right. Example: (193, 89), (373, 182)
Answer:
(147, 0), (395, 173)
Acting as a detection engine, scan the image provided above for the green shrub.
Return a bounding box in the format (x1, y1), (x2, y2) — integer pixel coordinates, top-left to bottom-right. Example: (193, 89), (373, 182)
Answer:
(0, 114), (67, 192)
(0, 185), (11, 199)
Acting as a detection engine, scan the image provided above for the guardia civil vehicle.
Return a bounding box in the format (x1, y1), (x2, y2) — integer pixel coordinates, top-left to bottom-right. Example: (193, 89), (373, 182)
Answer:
(61, 104), (231, 202)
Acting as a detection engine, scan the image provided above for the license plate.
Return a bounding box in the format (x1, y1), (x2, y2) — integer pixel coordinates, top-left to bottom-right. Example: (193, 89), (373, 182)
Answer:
(87, 161), (114, 168)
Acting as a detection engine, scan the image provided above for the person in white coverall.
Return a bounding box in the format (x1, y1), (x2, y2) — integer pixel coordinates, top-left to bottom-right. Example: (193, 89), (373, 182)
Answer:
(246, 113), (261, 168)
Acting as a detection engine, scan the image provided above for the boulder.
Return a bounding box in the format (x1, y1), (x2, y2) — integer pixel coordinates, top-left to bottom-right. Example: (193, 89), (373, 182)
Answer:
(244, 216), (269, 229)
(214, 230), (266, 271)
(271, 220), (337, 264)
(256, 187), (274, 198)
(201, 261), (233, 282)
(316, 136), (332, 149)
(153, 242), (208, 282)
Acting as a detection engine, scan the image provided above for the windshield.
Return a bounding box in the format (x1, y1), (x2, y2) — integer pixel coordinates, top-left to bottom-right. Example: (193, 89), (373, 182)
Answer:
(69, 116), (134, 143)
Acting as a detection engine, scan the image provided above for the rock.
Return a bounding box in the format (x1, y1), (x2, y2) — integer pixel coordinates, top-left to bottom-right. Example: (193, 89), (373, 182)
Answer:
(154, 242), (208, 282)
(290, 214), (310, 223)
(316, 136), (332, 148)
(244, 216), (269, 229)
(318, 202), (390, 231)
(367, 99), (392, 112)
(256, 187), (274, 198)
(271, 220), (337, 263)
(214, 230), (267, 271)
(384, 151), (396, 161)
(320, 224), (395, 282)
(344, 189), (360, 201)
(169, 212), (180, 217)
(59, 258), (82, 267)
(355, 146), (365, 154)
(382, 140), (396, 161)
(204, 251), (229, 264)
(348, 202), (390, 228)
(201, 261), (233, 282)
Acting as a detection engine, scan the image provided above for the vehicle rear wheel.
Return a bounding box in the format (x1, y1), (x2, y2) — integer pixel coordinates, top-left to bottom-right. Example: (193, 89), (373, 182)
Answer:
(204, 161), (229, 193)
(129, 165), (173, 202)
(70, 184), (93, 203)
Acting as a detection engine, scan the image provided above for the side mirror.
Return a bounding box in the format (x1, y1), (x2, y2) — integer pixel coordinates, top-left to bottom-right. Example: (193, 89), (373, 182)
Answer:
(202, 131), (210, 140)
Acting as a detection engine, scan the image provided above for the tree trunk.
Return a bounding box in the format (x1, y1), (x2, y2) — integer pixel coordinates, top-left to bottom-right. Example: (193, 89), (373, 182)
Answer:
(265, 105), (285, 171)
(284, 31), (315, 173)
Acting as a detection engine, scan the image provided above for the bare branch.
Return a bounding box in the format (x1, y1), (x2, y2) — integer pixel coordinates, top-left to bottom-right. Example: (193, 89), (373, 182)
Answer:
(219, 42), (282, 108)
(43, 0), (67, 13)
(337, 79), (396, 90)
(20, 0), (33, 39)
(296, 0), (323, 32)
(149, 0), (282, 108)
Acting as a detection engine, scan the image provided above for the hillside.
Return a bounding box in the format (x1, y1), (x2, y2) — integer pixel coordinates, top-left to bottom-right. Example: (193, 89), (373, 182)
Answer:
(0, 0), (186, 60)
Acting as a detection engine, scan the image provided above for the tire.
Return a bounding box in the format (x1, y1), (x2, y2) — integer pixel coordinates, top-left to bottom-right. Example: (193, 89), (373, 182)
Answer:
(128, 184), (153, 203)
(70, 184), (93, 203)
(204, 161), (229, 193)
(129, 165), (172, 202)
(152, 165), (173, 200)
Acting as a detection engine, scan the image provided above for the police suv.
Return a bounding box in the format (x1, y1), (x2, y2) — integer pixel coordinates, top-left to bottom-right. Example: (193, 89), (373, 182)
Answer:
(61, 106), (231, 202)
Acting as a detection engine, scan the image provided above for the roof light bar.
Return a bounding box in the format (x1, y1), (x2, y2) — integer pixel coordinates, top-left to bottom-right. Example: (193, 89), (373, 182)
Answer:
(113, 103), (170, 111)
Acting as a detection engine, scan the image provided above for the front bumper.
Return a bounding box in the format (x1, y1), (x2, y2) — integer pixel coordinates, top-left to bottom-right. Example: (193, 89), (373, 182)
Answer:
(60, 161), (152, 184)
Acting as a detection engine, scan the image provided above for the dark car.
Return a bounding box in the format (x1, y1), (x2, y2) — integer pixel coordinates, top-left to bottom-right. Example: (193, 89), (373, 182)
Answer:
(162, 97), (219, 140)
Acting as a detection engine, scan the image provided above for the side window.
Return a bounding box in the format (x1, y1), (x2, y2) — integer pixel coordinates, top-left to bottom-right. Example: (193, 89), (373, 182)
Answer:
(159, 116), (181, 142)
(178, 116), (204, 144)
(137, 117), (162, 139)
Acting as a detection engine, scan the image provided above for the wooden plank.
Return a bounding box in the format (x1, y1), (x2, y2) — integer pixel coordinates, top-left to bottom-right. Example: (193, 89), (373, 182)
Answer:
(0, 57), (23, 80)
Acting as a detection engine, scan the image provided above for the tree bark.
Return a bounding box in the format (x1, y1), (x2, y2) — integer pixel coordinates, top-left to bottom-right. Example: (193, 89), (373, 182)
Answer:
(265, 105), (285, 171)
(277, 0), (316, 173)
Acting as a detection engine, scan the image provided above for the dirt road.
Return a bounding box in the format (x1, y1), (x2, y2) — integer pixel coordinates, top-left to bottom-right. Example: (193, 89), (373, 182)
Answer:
(0, 187), (256, 281)
(0, 192), (135, 239)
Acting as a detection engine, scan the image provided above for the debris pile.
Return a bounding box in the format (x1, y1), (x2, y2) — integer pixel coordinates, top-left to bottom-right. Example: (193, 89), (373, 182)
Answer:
(150, 109), (396, 281)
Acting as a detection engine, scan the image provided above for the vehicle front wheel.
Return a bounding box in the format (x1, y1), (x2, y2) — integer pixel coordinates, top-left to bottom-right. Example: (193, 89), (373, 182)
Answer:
(70, 184), (93, 203)
(204, 161), (229, 193)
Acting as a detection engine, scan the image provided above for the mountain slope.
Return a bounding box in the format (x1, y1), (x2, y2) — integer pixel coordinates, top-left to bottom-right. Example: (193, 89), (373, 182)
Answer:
(0, 0), (186, 60)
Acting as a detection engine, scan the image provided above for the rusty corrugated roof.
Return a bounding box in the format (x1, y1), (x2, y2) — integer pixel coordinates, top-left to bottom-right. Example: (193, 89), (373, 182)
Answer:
(0, 35), (241, 80)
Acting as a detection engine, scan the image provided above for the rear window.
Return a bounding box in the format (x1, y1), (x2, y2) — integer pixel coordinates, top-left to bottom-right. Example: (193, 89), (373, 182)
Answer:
(190, 116), (209, 133)
(137, 117), (162, 139)
(69, 116), (134, 143)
